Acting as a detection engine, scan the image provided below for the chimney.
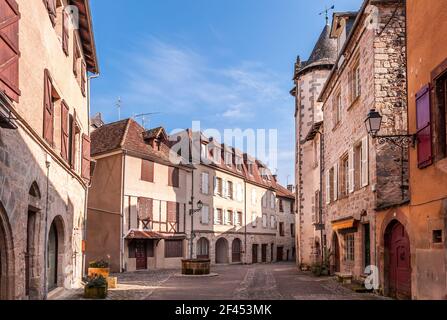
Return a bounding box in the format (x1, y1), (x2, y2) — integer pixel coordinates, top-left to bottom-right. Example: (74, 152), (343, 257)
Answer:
(287, 185), (295, 192)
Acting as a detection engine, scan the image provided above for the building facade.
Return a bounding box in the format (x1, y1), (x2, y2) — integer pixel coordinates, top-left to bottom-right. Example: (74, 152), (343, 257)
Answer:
(86, 121), (296, 272)
(373, 0), (447, 300)
(0, 0), (98, 299)
(320, 0), (408, 284)
(291, 23), (337, 268)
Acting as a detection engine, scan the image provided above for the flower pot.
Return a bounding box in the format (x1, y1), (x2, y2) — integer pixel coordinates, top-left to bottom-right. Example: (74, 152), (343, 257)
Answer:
(88, 268), (110, 279)
(84, 286), (107, 299)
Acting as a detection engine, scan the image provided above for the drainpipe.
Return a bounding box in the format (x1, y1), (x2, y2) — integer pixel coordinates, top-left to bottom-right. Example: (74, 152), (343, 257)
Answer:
(43, 156), (51, 300)
(120, 151), (127, 272)
(319, 132), (325, 264)
(244, 180), (247, 264)
(189, 168), (195, 259)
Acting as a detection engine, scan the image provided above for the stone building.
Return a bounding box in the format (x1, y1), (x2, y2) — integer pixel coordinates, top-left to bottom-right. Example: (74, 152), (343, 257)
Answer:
(373, 0), (447, 300)
(291, 23), (337, 268)
(319, 0), (408, 286)
(85, 121), (296, 271)
(0, 0), (98, 299)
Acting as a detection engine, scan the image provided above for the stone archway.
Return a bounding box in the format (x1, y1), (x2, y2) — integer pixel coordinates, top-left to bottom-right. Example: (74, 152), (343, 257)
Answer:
(0, 203), (14, 300)
(26, 182), (41, 299)
(47, 216), (65, 292)
(215, 238), (229, 264)
(231, 238), (242, 263)
(384, 220), (411, 299)
(197, 237), (209, 259)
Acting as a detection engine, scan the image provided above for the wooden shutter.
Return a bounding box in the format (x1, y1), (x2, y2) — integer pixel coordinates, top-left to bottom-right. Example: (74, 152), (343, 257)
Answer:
(81, 60), (86, 96)
(167, 202), (179, 223)
(73, 39), (79, 76)
(128, 241), (136, 258)
(348, 147), (355, 193)
(60, 101), (69, 161)
(44, 0), (57, 26)
(333, 164), (338, 201)
(81, 134), (91, 181)
(361, 136), (369, 187)
(165, 240), (183, 258)
(0, 0), (20, 102)
(137, 197), (153, 221)
(141, 159), (154, 182)
(62, 9), (69, 55)
(325, 170), (330, 204)
(43, 70), (54, 145)
(168, 167), (179, 187)
(416, 85), (433, 168)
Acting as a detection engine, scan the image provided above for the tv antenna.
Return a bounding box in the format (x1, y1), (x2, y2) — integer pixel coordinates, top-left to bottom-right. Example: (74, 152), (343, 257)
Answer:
(319, 5), (335, 25)
(116, 97), (122, 121)
(133, 112), (161, 129)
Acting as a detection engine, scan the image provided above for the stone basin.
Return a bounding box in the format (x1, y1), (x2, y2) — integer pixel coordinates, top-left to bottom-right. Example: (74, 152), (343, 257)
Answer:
(182, 259), (211, 275)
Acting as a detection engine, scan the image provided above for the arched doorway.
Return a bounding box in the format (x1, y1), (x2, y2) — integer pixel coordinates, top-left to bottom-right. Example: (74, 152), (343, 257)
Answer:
(385, 220), (411, 299)
(332, 233), (340, 273)
(215, 238), (229, 264)
(197, 238), (209, 259)
(26, 182), (41, 298)
(47, 217), (64, 292)
(0, 203), (14, 300)
(232, 239), (242, 263)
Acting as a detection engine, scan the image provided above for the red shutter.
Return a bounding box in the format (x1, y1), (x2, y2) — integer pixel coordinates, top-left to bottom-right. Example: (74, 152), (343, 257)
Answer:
(44, 0), (57, 26)
(81, 60), (86, 96)
(73, 41), (79, 76)
(43, 70), (54, 145)
(416, 85), (433, 168)
(168, 167), (179, 187)
(167, 202), (179, 223)
(141, 159), (154, 182)
(60, 101), (69, 161)
(81, 133), (91, 180)
(62, 10), (69, 55)
(137, 197), (153, 221)
(0, 0), (20, 102)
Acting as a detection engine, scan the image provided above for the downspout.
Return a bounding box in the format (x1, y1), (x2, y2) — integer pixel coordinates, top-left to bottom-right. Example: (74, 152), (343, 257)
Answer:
(120, 151), (127, 272)
(319, 131), (325, 264)
(190, 168), (195, 259)
(244, 180), (247, 264)
(43, 158), (51, 300)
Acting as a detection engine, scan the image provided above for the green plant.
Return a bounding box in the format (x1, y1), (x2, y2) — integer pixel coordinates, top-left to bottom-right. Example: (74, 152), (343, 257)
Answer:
(89, 260), (109, 268)
(311, 262), (322, 276)
(85, 275), (108, 289)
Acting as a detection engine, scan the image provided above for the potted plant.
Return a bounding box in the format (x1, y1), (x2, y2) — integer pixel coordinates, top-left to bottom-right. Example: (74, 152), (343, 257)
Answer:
(84, 275), (108, 299)
(311, 262), (322, 277)
(88, 260), (110, 279)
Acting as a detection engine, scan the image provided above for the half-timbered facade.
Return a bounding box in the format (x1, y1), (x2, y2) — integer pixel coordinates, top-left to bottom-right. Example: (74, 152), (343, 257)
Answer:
(0, 0), (98, 299)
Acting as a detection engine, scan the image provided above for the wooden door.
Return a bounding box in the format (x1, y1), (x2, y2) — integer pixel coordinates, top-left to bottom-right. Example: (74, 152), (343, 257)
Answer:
(261, 244), (267, 263)
(389, 223), (411, 299)
(47, 223), (58, 290)
(232, 239), (241, 263)
(333, 233), (340, 273)
(277, 246), (284, 262)
(252, 244), (258, 264)
(135, 240), (147, 270)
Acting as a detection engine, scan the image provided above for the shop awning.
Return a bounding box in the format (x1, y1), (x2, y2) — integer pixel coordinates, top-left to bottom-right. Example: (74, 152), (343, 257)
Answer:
(124, 229), (186, 240)
(332, 217), (358, 231)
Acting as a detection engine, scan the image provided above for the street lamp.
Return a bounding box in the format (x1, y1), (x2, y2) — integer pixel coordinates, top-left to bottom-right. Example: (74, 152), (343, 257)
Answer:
(364, 109), (416, 148)
(188, 200), (203, 259)
(190, 200), (203, 215)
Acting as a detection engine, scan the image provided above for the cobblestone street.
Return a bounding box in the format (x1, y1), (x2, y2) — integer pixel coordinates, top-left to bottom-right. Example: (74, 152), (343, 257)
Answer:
(52, 263), (386, 300)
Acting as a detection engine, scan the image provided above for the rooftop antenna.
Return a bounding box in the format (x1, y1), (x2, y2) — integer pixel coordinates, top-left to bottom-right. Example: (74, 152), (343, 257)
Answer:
(319, 5), (335, 25)
(116, 97), (122, 121)
(133, 112), (161, 129)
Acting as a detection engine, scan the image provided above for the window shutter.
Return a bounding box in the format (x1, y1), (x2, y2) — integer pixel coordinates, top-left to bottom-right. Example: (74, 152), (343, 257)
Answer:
(222, 180), (227, 198)
(81, 134), (91, 181)
(0, 0), (20, 102)
(141, 159), (154, 182)
(73, 41), (80, 77)
(168, 167), (179, 187)
(44, 0), (57, 26)
(81, 60), (86, 96)
(167, 202), (179, 223)
(43, 70), (54, 145)
(137, 197), (153, 221)
(416, 85), (433, 168)
(201, 206), (209, 224)
(348, 147), (355, 193)
(361, 136), (369, 187)
(60, 101), (69, 161)
(62, 9), (69, 55)
(325, 170), (330, 204)
(333, 164), (338, 201)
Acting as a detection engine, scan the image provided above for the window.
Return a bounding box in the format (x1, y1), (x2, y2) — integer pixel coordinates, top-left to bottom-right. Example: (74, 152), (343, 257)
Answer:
(165, 240), (183, 258)
(279, 199), (284, 212)
(60, 101), (69, 161)
(251, 189), (257, 205)
(225, 151), (233, 167)
(43, 70), (56, 145)
(340, 154), (349, 198)
(350, 62), (361, 103)
(236, 156), (243, 172)
(433, 68), (447, 161)
(62, 8), (70, 56)
(201, 205), (209, 225)
(345, 234), (355, 262)
(328, 167), (335, 203)
(201, 143), (208, 161)
(247, 161), (254, 175)
(201, 172), (209, 194)
(354, 144), (362, 190)
(141, 159), (154, 182)
(137, 197), (153, 223)
(262, 194), (267, 208)
(0, 0), (20, 102)
(333, 91), (342, 127)
(214, 208), (223, 225)
(236, 211), (242, 226)
(270, 215), (276, 229)
(416, 85), (433, 168)
(262, 214), (268, 228)
(279, 222), (285, 237)
(225, 210), (233, 225)
(197, 238), (209, 258)
(215, 177), (223, 196)
(212, 146), (221, 164)
(73, 38), (80, 78)
(291, 224), (295, 237)
(270, 193), (275, 209)
(227, 181), (233, 199)
(81, 134), (91, 181)
(314, 190), (320, 222)
(433, 230), (443, 244)
(166, 202), (179, 232)
(236, 183), (243, 202)
(251, 212), (257, 227)
(168, 167), (179, 188)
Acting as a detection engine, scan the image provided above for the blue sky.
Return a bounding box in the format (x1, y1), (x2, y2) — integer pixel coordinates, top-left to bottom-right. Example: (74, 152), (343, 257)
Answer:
(89, 0), (362, 186)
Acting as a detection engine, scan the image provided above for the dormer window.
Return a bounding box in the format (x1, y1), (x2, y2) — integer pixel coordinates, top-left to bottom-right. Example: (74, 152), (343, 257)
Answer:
(201, 143), (208, 161)
(225, 151), (233, 167)
(236, 157), (243, 172)
(247, 161), (254, 175)
(211, 146), (221, 164)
